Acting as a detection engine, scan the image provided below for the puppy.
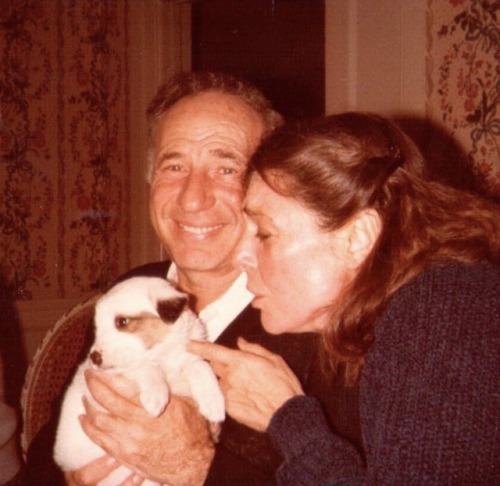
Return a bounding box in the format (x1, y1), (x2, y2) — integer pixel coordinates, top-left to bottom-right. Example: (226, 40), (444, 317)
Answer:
(54, 276), (225, 486)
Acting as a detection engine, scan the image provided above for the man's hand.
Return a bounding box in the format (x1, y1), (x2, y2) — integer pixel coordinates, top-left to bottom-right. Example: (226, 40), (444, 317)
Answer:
(79, 371), (215, 486)
(64, 455), (125, 486)
(189, 338), (304, 432)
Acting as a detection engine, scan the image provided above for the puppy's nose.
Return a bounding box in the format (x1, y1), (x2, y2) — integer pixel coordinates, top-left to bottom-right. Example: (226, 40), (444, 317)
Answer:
(90, 350), (103, 367)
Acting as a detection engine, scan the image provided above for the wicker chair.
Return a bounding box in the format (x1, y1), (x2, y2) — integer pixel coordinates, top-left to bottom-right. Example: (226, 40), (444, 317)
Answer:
(20, 293), (101, 459)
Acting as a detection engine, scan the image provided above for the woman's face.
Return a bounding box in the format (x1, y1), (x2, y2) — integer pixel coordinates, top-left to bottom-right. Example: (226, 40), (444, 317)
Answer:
(236, 173), (356, 334)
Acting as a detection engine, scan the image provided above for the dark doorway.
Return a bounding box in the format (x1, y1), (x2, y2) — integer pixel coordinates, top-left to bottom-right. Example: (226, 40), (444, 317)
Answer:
(192, 0), (325, 119)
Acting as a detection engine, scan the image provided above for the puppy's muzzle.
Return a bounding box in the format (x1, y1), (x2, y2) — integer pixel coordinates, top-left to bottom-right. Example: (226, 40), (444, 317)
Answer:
(90, 350), (103, 367)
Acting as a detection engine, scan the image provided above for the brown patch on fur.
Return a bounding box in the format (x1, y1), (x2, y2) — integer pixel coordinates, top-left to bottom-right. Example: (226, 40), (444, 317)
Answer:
(157, 297), (187, 323)
(115, 312), (171, 349)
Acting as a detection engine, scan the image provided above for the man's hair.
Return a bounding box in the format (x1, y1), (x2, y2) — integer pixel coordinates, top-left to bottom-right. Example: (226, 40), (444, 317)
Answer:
(145, 71), (283, 181)
(250, 112), (500, 383)
(146, 71), (283, 138)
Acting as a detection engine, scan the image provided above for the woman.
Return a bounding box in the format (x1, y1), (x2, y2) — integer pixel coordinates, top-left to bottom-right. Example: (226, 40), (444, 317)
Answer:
(191, 113), (500, 485)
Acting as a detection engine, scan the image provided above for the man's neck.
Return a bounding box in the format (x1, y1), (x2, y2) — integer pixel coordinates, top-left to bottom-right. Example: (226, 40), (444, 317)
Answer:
(175, 266), (242, 313)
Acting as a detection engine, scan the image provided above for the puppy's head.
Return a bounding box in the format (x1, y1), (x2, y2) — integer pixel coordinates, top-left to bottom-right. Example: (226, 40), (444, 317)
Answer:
(90, 277), (188, 370)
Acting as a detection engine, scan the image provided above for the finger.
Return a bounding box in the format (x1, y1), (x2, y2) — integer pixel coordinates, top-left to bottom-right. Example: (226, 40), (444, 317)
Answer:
(120, 472), (145, 485)
(188, 340), (240, 365)
(80, 396), (133, 451)
(82, 395), (131, 429)
(68, 455), (119, 485)
(79, 412), (124, 456)
(237, 338), (291, 368)
(86, 370), (140, 401)
(236, 338), (275, 358)
(82, 395), (99, 417)
(86, 372), (142, 417)
(207, 360), (228, 379)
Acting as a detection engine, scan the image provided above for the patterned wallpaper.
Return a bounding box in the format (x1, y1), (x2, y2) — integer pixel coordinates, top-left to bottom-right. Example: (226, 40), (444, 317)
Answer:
(1, 1), (498, 305)
(428, 0), (500, 197)
(0, 0), (130, 302)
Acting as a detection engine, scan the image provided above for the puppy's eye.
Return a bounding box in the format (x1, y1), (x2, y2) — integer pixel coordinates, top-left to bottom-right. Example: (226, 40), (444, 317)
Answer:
(115, 317), (130, 329)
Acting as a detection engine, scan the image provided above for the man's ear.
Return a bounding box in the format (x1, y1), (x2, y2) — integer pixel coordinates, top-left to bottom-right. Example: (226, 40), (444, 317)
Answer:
(344, 209), (382, 268)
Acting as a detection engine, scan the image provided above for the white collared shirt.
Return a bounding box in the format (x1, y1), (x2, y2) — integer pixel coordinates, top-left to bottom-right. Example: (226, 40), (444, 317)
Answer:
(167, 264), (254, 342)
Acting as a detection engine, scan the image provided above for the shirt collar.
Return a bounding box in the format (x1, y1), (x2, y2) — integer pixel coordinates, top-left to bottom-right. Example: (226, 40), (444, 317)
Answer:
(167, 263), (254, 341)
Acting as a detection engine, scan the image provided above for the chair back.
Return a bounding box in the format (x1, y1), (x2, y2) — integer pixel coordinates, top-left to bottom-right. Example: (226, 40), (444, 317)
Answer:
(20, 293), (100, 458)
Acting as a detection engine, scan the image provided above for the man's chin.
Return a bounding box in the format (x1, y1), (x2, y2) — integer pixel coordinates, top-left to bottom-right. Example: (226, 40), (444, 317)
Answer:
(173, 254), (234, 275)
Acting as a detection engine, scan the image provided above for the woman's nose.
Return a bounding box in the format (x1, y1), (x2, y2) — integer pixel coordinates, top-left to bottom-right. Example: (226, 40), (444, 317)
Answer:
(234, 221), (257, 271)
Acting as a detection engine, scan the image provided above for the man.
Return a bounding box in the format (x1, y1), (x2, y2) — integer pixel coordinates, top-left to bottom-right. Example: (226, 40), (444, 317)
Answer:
(45, 72), (361, 485)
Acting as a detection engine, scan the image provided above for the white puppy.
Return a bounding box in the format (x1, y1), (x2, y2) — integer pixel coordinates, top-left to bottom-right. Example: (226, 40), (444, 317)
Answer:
(54, 276), (225, 486)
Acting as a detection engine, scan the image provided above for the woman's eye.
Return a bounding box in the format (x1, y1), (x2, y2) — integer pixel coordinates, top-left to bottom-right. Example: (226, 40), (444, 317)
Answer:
(255, 232), (271, 241)
(115, 317), (130, 329)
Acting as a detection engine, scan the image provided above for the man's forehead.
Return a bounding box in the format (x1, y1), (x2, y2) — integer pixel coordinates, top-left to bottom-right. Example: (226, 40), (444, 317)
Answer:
(169, 91), (255, 115)
(155, 94), (265, 158)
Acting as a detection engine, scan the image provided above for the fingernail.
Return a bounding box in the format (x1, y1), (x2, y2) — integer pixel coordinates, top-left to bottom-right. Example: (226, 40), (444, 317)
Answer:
(106, 456), (117, 466)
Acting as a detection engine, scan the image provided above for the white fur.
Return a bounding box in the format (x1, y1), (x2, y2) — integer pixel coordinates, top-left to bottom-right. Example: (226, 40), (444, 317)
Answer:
(54, 277), (225, 486)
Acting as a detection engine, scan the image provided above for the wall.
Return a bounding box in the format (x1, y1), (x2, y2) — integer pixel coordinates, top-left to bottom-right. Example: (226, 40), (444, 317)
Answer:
(325, 0), (499, 198)
(192, 0), (325, 119)
(0, 0), (191, 380)
(1, 0), (498, 399)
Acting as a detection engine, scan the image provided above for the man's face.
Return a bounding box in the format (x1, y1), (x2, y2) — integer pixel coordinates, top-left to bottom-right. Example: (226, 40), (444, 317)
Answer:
(149, 91), (265, 277)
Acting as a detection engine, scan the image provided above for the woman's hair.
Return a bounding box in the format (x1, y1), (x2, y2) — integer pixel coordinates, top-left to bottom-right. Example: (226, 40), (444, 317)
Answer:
(249, 112), (500, 383)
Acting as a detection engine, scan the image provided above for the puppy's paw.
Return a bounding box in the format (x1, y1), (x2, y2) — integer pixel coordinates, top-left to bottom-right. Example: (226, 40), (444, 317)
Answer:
(140, 388), (169, 417)
(208, 421), (222, 443)
(196, 388), (225, 424)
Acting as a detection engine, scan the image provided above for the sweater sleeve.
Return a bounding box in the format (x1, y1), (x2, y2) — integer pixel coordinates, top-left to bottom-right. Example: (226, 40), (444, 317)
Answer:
(268, 261), (500, 485)
(268, 395), (364, 485)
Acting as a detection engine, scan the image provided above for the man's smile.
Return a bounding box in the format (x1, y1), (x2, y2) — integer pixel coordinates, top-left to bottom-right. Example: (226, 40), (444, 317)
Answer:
(178, 222), (224, 235)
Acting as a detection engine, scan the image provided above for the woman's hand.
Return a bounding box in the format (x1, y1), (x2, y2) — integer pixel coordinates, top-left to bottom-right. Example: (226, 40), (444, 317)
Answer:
(78, 371), (215, 486)
(189, 338), (304, 432)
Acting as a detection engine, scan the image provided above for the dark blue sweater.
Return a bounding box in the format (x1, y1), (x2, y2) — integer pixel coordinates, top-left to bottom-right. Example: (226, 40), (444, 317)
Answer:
(268, 260), (500, 485)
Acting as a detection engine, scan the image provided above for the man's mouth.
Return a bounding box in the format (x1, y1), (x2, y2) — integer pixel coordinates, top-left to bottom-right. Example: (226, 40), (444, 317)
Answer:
(179, 223), (223, 235)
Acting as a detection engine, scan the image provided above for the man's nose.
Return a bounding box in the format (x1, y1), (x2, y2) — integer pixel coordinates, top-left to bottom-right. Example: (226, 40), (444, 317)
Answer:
(178, 170), (215, 212)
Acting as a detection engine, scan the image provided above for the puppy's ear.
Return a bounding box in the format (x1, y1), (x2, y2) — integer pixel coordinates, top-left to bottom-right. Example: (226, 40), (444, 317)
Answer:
(157, 297), (187, 324)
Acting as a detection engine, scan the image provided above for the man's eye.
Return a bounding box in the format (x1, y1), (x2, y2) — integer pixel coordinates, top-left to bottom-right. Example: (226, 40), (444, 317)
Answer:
(153, 162), (187, 179)
(160, 163), (183, 172)
(217, 166), (238, 175)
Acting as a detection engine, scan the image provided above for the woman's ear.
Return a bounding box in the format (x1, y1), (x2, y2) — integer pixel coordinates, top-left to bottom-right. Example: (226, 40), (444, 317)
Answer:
(344, 209), (382, 268)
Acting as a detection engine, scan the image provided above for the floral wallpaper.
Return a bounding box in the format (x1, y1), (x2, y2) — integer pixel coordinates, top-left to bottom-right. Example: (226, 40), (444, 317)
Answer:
(1, 0), (498, 305)
(429, 0), (500, 197)
(0, 0), (130, 301)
